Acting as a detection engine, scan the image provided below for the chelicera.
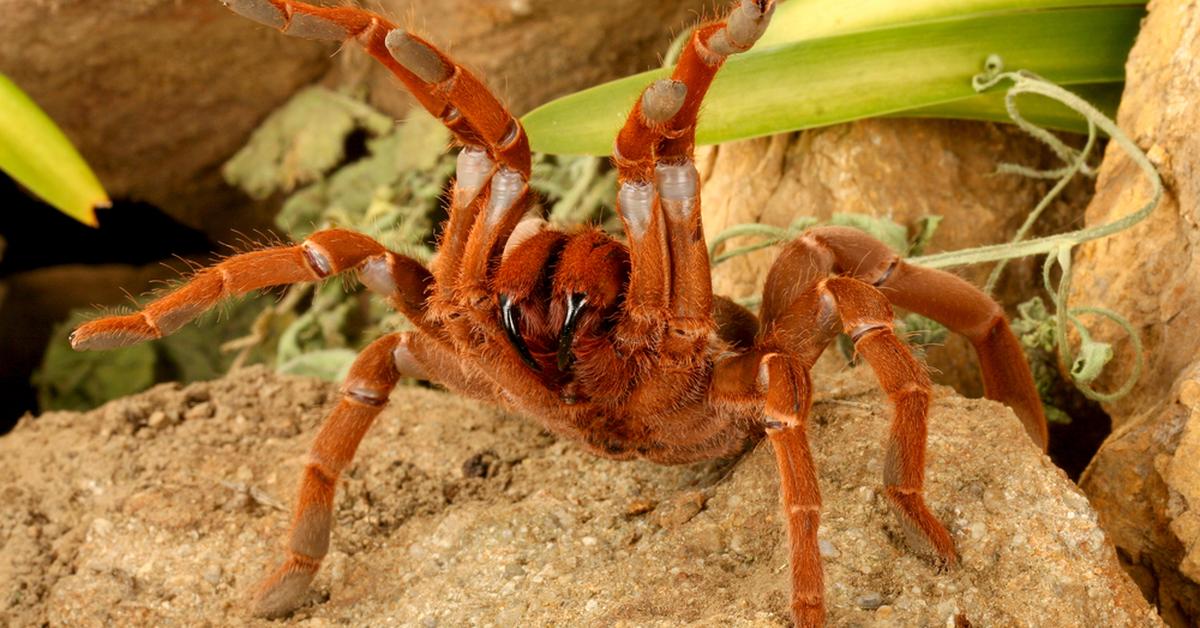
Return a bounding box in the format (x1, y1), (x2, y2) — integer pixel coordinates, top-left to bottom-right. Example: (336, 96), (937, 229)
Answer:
(70, 0), (1049, 625)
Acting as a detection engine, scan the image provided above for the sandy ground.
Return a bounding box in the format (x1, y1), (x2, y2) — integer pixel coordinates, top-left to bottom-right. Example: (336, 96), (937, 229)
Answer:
(1, 364), (1159, 626)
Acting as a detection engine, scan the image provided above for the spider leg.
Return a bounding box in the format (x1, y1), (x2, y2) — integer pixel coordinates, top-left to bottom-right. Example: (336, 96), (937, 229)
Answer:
(764, 370), (825, 628)
(710, 348), (825, 627)
(774, 227), (1048, 449)
(70, 229), (434, 350)
(821, 277), (959, 565)
(760, 236), (961, 565)
(218, 1), (533, 314)
(253, 332), (419, 618)
(611, 0), (776, 363)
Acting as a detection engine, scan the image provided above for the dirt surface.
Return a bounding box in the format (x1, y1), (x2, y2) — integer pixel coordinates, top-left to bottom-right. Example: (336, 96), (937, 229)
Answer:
(1, 364), (1157, 626)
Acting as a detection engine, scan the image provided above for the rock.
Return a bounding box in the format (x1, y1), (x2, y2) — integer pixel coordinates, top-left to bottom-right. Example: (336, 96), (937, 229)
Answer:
(357, 0), (711, 118)
(0, 0), (334, 240)
(1067, 0), (1200, 425)
(1065, 1), (1200, 624)
(0, 365), (1158, 626)
(0, 0), (709, 243)
(1081, 362), (1200, 627)
(698, 119), (1093, 397)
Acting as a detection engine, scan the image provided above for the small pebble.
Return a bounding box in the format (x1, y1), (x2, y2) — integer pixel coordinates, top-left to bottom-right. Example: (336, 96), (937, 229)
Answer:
(90, 518), (113, 538)
(147, 411), (168, 429)
(204, 564), (223, 585)
(625, 499), (657, 517)
(186, 402), (215, 421)
(856, 592), (885, 610)
(503, 563), (526, 579)
(655, 491), (707, 528)
(818, 539), (839, 558)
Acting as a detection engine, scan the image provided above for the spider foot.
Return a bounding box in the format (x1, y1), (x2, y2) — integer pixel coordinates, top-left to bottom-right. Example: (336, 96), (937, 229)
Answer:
(792, 600), (825, 628)
(707, 0), (776, 59)
(251, 556), (319, 619)
(884, 488), (960, 567)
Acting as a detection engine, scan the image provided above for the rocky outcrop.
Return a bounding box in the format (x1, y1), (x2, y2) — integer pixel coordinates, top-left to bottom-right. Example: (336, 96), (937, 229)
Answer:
(0, 365), (1158, 626)
(1064, 2), (1200, 625)
(0, 0), (335, 240)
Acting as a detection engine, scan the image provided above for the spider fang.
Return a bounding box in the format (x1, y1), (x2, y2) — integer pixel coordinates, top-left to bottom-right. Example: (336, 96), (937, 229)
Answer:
(498, 294), (540, 371)
(557, 292), (589, 371)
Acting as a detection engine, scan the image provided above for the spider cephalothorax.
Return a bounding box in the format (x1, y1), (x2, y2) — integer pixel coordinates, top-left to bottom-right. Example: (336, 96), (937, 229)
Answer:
(70, 1), (1048, 625)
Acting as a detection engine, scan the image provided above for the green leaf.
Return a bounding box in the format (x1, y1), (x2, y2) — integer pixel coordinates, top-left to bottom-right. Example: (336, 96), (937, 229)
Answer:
(277, 349), (359, 382)
(756, 0), (1143, 47)
(223, 87), (396, 200)
(0, 74), (109, 226)
(521, 6), (1142, 155)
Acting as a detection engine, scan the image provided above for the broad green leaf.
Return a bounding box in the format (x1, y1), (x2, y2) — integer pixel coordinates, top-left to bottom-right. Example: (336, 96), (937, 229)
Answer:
(522, 6), (1142, 155)
(898, 82), (1124, 133)
(757, 0), (1144, 47)
(0, 74), (109, 226)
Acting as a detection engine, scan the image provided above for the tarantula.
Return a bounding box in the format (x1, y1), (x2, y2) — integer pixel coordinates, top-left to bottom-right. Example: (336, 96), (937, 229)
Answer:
(70, 0), (1049, 625)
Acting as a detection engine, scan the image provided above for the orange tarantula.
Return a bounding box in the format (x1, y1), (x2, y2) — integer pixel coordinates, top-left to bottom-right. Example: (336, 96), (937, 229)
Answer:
(69, 0), (1048, 624)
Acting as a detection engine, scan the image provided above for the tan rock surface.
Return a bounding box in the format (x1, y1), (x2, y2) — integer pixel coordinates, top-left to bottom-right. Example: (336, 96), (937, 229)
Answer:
(0, 365), (1158, 626)
(1063, 1), (1200, 625)
(0, 0), (335, 240)
(1069, 0), (1200, 424)
(1081, 362), (1200, 627)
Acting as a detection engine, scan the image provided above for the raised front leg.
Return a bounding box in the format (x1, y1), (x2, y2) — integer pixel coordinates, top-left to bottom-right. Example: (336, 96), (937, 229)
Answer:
(611, 0), (776, 367)
(71, 229), (436, 349)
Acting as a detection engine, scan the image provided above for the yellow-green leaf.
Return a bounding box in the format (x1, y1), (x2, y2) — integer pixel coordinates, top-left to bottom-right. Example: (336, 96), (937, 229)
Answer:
(0, 74), (109, 226)
(522, 5), (1142, 155)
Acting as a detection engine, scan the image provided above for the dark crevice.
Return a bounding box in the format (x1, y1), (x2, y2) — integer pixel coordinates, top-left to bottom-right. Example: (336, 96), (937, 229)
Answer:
(0, 174), (219, 435)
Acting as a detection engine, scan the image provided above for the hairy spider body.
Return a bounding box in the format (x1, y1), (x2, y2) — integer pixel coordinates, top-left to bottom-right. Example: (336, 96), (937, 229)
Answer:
(70, 1), (1049, 625)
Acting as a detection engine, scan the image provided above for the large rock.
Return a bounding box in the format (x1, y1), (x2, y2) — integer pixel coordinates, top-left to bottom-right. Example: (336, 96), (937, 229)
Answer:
(0, 0), (335, 240)
(0, 365), (1157, 626)
(1081, 362), (1200, 627)
(0, 0), (709, 242)
(1067, 2), (1200, 625)
(358, 0), (711, 118)
(1068, 0), (1200, 426)
(698, 119), (1093, 396)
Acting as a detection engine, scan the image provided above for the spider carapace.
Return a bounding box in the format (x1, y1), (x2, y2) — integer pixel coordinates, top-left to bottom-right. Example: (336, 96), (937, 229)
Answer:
(70, 1), (1049, 625)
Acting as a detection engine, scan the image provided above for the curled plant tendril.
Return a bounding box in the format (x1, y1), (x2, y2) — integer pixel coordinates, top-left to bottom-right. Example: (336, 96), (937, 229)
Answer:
(707, 54), (1162, 403)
